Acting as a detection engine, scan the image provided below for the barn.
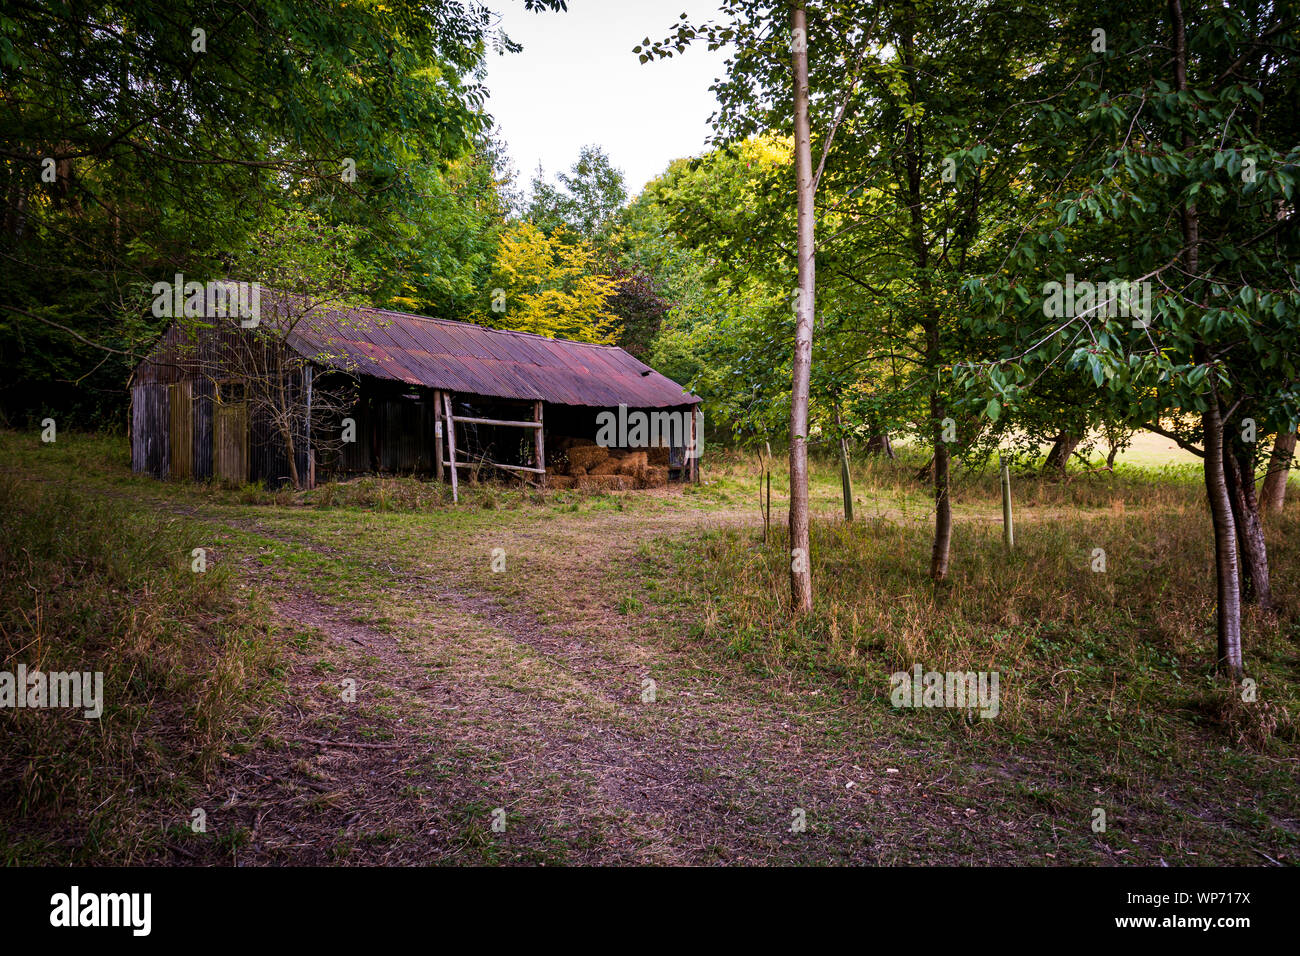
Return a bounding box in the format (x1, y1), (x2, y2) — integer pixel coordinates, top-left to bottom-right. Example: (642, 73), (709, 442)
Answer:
(129, 291), (701, 497)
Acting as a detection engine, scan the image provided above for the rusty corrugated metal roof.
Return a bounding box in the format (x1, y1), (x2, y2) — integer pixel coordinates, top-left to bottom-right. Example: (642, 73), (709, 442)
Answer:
(263, 294), (699, 408)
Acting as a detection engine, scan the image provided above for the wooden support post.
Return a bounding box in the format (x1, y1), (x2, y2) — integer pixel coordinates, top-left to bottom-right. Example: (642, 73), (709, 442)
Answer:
(833, 398), (853, 521)
(434, 389), (443, 483)
(690, 404), (701, 482)
(1000, 455), (1014, 553)
(534, 401), (546, 487)
(759, 473), (769, 538)
(443, 391), (458, 504)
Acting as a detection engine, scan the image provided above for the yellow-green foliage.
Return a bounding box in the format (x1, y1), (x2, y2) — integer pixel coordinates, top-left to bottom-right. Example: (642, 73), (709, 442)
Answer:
(484, 221), (620, 343)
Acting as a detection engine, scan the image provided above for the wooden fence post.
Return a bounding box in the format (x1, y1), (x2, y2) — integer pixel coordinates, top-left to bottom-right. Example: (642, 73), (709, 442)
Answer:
(534, 400), (546, 486)
(443, 391), (458, 504)
(1000, 455), (1015, 553)
(434, 389), (444, 484)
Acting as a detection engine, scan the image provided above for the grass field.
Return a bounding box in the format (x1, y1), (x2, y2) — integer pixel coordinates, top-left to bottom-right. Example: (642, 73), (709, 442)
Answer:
(1, 429), (1296, 865)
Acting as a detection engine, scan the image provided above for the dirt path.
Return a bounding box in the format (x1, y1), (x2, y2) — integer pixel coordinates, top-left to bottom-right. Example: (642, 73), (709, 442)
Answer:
(172, 502), (1031, 866)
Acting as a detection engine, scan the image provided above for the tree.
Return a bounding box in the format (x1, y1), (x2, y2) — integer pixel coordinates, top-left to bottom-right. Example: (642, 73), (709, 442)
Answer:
(525, 145), (628, 240)
(789, 1), (816, 612)
(640, 2), (884, 609)
(1261, 430), (1296, 516)
(601, 263), (671, 358)
(0, 0), (568, 425)
(961, 0), (1300, 676)
(644, 1), (1081, 588)
(189, 209), (371, 489)
(485, 221), (620, 343)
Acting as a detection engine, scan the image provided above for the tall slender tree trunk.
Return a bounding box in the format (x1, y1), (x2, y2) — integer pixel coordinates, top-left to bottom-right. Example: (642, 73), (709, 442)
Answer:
(898, 5), (949, 581)
(788, 1), (815, 614)
(282, 422), (301, 489)
(1261, 430), (1295, 516)
(930, 390), (952, 581)
(1204, 397), (1244, 676)
(833, 400), (854, 522)
(1173, 0), (1241, 675)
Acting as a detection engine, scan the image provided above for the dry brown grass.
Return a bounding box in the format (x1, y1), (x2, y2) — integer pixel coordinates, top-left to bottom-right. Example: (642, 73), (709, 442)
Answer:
(0, 473), (278, 863)
(674, 453), (1300, 753)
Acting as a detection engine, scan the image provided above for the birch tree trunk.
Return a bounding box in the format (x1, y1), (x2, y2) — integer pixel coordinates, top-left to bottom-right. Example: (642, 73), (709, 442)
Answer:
(788, 1), (815, 614)
(1205, 395), (1244, 676)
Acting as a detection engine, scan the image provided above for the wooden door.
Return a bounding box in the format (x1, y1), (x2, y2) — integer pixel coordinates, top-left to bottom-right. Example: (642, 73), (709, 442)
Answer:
(168, 383), (193, 480)
(213, 385), (248, 485)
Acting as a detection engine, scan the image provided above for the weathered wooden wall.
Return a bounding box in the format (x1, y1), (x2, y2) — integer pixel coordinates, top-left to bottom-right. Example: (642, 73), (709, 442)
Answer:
(213, 398), (247, 484)
(133, 324), (312, 488)
(168, 383), (193, 479)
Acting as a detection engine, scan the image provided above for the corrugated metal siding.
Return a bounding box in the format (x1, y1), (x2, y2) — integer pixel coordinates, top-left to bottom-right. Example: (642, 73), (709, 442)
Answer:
(326, 385), (439, 476)
(130, 384), (169, 478)
(337, 396), (372, 473)
(192, 378), (213, 480)
(377, 396), (436, 472)
(247, 369), (311, 488)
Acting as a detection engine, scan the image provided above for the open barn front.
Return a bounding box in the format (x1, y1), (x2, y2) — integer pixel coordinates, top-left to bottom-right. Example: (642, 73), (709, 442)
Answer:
(317, 376), (700, 502)
(130, 293), (702, 495)
(540, 402), (700, 491)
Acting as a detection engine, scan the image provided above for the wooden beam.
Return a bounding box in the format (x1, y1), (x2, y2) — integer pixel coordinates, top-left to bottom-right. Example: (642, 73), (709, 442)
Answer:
(690, 404), (701, 483)
(450, 414), (542, 429)
(442, 459), (546, 475)
(534, 401), (546, 487)
(442, 391), (458, 504)
(433, 389), (443, 483)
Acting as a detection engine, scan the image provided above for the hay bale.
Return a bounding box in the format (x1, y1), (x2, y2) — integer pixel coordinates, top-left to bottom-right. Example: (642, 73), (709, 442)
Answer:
(616, 451), (648, 475)
(578, 474), (631, 491)
(546, 475), (576, 489)
(569, 465), (587, 477)
(567, 444), (609, 472)
(647, 446), (670, 466)
(641, 466), (669, 488)
(589, 457), (621, 476)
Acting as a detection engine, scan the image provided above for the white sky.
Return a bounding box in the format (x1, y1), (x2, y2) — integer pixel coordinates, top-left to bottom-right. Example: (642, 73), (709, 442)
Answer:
(483, 0), (729, 199)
